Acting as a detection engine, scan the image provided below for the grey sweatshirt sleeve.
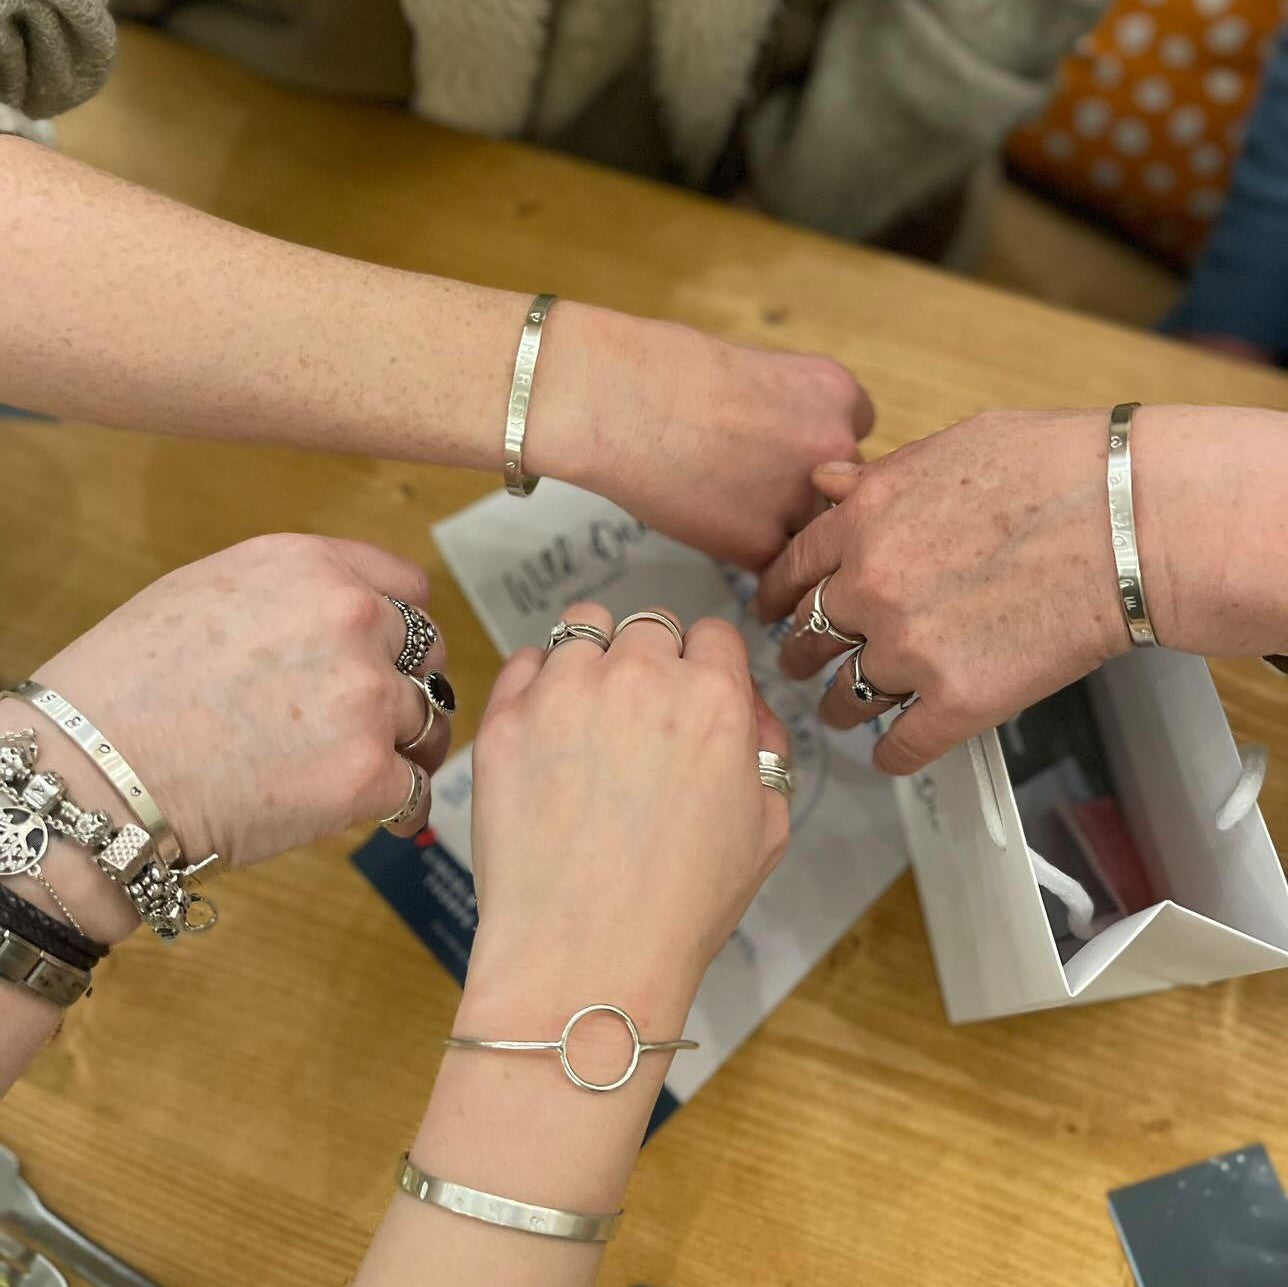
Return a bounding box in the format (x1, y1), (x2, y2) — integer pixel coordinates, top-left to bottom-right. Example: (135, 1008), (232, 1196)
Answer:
(743, 0), (1109, 243)
(0, 0), (115, 118)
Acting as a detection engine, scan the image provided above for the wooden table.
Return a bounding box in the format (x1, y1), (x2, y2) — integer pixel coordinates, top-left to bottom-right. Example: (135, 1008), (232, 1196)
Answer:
(2, 25), (1286, 1287)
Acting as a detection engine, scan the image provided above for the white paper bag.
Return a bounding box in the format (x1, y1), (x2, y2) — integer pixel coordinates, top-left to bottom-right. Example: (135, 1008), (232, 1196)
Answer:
(896, 648), (1288, 1022)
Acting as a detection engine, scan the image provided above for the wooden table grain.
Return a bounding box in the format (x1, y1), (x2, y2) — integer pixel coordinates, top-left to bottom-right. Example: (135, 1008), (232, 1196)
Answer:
(2, 26), (1286, 1287)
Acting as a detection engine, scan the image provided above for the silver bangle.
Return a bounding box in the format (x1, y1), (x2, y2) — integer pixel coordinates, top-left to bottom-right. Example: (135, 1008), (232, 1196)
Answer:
(0, 926), (92, 1007)
(1106, 403), (1158, 648)
(503, 293), (557, 497)
(445, 1002), (698, 1093)
(8, 682), (185, 867)
(395, 1156), (621, 1242)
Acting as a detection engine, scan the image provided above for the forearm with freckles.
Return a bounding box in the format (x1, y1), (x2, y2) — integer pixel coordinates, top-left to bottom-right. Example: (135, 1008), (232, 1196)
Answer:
(0, 137), (606, 483)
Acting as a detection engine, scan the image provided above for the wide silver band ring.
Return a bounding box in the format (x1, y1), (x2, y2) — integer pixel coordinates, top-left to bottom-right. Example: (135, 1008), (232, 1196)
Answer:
(757, 749), (794, 799)
(380, 758), (426, 827)
(794, 573), (866, 647)
(388, 597), (439, 675)
(546, 621), (612, 654)
(850, 641), (916, 709)
(615, 611), (684, 655)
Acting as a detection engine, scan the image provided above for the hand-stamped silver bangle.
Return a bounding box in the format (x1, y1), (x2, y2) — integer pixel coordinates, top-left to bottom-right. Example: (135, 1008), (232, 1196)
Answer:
(1107, 403), (1158, 648)
(7, 682), (185, 867)
(0, 926), (92, 1007)
(503, 293), (557, 497)
(396, 1156), (621, 1242)
(445, 1003), (698, 1093)
(0, 728), (219, 941)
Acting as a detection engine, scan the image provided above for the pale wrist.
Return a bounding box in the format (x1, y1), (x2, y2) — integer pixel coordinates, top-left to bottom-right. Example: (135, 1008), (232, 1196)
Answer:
(522, 301), (689, 497)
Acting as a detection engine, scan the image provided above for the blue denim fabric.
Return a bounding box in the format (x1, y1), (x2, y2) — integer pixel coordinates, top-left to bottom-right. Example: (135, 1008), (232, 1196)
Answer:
(1164, 24), (1288, 359)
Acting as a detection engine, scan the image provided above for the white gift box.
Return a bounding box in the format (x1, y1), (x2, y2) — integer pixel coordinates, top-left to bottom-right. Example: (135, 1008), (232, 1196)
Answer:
(896, 647), (1287, 1022)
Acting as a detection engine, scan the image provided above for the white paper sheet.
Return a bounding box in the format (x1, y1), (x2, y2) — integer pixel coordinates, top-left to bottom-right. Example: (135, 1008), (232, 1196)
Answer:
(433, 482), (909, 1101)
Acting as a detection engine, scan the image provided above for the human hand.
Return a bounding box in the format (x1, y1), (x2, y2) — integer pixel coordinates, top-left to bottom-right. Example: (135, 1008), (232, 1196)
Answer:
(754, 408), (1138, 775)
(464, 603), (791, 1026)
(530, 306), (873, 570)
(27, 534), (452, 876)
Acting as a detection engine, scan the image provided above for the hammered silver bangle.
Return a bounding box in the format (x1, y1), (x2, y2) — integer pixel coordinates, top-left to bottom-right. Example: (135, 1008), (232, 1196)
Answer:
(1106, 403), (1158, 648)
(503, 293), (556, 497)
(396, 1156), (621, 1242)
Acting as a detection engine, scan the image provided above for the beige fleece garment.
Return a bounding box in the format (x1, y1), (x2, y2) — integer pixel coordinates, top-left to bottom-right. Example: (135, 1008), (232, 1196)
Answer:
(0, 0), (113, 116)
(11, 0), (1111, 251)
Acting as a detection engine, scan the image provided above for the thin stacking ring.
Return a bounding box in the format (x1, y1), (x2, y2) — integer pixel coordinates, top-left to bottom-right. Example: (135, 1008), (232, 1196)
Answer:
(615, 612), (684, 655)
(546, 621), (613, 654)
(794, 574), (866, 647)
(757, 750), (795, 799)
(388, 598), (439, 675)
(850, 641), (916, 709)
(398, 678), (437, 753)
(380, 759), (426, 828)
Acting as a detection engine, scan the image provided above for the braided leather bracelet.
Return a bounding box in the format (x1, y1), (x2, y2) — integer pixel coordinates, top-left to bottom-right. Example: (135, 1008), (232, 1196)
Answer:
(0, 884), (107, 972)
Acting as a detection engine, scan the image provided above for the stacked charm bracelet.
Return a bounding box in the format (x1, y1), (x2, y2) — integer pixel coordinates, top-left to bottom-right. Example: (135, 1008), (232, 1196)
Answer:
(1, 688), (224, 939)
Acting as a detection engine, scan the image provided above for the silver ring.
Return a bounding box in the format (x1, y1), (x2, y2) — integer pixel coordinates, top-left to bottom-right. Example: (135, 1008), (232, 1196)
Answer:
(380, 758), (426, 827)
(757, 750), (794, 799)
(397, 678), (437, 753)
(849, 641), (915, 709)
(793, 574), (865, 647)
(546, 621), (612, 654)
(615, 611), (684, 655)
(388, 597), (439, 675)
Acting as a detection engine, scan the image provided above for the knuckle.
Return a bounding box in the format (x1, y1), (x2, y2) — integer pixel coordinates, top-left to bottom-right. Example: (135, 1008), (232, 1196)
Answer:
(347, 737), (393, 803)
(329, 585), (382, 634)
(242, 531), (325, 567)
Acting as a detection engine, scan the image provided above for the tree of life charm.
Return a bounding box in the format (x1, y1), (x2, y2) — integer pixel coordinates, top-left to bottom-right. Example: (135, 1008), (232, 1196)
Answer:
(0, 806), (50, 876)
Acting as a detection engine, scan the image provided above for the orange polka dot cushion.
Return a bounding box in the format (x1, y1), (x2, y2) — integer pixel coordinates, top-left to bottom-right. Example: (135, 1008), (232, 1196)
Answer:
(1008, 1), (1288, 267)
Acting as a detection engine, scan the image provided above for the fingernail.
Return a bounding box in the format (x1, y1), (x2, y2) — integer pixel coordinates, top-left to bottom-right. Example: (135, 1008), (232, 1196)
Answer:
(818, 460), (860, 475)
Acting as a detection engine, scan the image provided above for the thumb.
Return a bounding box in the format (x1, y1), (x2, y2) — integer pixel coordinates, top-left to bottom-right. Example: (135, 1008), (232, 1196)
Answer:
(811, 461), (865, 507)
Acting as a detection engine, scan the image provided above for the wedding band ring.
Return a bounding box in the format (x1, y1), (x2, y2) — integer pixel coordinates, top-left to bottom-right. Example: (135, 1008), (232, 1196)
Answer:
(388, 597), (439, 675)
(794, 574), (865, 647)
(757, 750), (794, 799)
(547, 621), (613, 654)
(615, 611), (684, 655)
(850, 641), (915, 708)
(398, 677), (436, 753)
(380, 758), (426, 827)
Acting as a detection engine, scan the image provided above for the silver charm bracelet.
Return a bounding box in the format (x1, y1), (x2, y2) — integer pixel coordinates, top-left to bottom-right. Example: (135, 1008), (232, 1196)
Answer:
(0, 726), (219, 940)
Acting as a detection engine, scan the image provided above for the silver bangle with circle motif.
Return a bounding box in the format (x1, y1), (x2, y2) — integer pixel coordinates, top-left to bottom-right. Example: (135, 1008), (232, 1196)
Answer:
(444, 1003), (698, 1093)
